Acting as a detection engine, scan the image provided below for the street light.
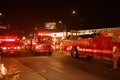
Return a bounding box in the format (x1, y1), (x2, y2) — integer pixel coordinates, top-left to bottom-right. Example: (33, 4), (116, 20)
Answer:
(0, 12), (2, 24)
(0, 12), (2, 16)
(59, 20), (62, 24)
(72, 10), (76, 15)
(58, 20), (67, 39)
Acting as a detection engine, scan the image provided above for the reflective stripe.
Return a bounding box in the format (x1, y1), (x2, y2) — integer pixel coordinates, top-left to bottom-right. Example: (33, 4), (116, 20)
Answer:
(77, 48), (112, 54)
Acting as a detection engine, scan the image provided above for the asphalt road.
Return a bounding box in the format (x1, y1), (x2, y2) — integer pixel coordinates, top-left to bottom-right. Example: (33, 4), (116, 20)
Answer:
(1, 51), (120, 80)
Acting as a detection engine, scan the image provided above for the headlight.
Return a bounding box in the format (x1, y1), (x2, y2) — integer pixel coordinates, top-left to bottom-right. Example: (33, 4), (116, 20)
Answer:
(2, 47), (7, 50)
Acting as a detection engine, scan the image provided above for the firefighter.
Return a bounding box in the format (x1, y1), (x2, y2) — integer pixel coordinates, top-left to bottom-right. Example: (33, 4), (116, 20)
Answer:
(60, 41), (63, 54)
(113, 46), (118, 69)
(0, 47), (3, 63)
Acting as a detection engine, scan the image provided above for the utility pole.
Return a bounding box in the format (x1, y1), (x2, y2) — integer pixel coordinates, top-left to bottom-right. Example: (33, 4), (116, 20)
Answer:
(64, 25), (67, 39)
(0, 12), (2, 25)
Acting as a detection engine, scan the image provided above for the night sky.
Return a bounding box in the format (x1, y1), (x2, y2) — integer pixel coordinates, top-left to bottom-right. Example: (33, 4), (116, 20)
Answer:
(0, 0), (120, 34)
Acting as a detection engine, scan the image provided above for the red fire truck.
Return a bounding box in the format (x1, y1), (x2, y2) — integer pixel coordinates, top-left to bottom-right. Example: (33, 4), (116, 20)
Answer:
(0, 36), (21, 56)
(32, 32), (54, 55)
(62, 31), (120, 59)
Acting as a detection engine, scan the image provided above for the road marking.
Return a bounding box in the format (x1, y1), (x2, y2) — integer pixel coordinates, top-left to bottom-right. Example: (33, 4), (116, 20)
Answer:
(46, 65), (66, 74)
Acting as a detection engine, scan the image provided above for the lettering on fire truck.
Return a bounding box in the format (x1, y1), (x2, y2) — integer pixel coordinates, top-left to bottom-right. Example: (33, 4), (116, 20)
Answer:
(62, 31), (120, 59)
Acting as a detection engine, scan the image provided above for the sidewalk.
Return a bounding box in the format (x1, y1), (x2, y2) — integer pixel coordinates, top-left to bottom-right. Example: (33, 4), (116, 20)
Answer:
(1, 58), (46, 80)
(0, 50), (70, 79)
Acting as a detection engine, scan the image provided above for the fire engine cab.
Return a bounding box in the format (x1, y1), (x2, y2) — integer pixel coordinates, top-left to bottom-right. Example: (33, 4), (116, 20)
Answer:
(0, 36), (21, 55)
(62, 31), (120, 59)
(32, 33), (54, 55)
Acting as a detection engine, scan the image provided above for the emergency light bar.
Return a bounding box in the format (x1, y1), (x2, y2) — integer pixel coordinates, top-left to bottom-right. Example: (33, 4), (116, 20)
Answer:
(3, 39), (15, 41)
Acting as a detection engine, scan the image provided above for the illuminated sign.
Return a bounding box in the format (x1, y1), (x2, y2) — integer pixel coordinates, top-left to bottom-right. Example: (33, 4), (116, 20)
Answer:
(0, 26), (7, 29)
(45, 22), (56, 29)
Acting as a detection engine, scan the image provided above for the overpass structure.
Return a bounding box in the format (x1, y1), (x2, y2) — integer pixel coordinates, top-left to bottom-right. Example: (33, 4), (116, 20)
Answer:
(71, 27), (120, 35)
(0, 26), (7, 29)
(0, 24), (10, 29)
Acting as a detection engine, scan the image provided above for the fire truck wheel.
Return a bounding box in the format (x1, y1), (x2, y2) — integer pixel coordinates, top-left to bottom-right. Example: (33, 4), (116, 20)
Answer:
(71, 47), (79, 58)
(15, 52), (21, 56)
(48, 52), (52, 56)
(32, 51), (37, 56)
(87, 55), (93, 59)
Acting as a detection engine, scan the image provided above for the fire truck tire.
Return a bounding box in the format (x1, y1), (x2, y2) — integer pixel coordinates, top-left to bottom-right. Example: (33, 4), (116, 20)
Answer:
(16, 52), (21, 56)
(87, 55), (93, 59)
(32, 51), (37, 56)
(48, 52), (52, 56)
(71, 47), (79, 58)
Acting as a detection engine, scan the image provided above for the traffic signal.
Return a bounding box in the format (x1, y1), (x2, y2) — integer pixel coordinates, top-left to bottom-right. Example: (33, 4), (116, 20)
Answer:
(29, 33), (33, 36)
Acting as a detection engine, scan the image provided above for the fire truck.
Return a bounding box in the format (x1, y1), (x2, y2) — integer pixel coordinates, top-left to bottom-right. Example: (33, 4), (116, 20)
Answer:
(0, 36), (21, 56)
(32, 32), (54, 55)
(62, 31), (120, 59)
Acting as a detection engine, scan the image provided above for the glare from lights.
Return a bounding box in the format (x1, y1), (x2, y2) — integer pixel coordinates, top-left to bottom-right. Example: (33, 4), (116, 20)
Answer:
(4, 39), (15, 41)
(59, 21), (62, 24)
(72, 10), (76, 14)
(22, 36), (26, 40)
(3, 47), (7, 50)
(18, 47), (20, 49)
(0, 13), (2, 16)
(1, 63), (7, 75)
